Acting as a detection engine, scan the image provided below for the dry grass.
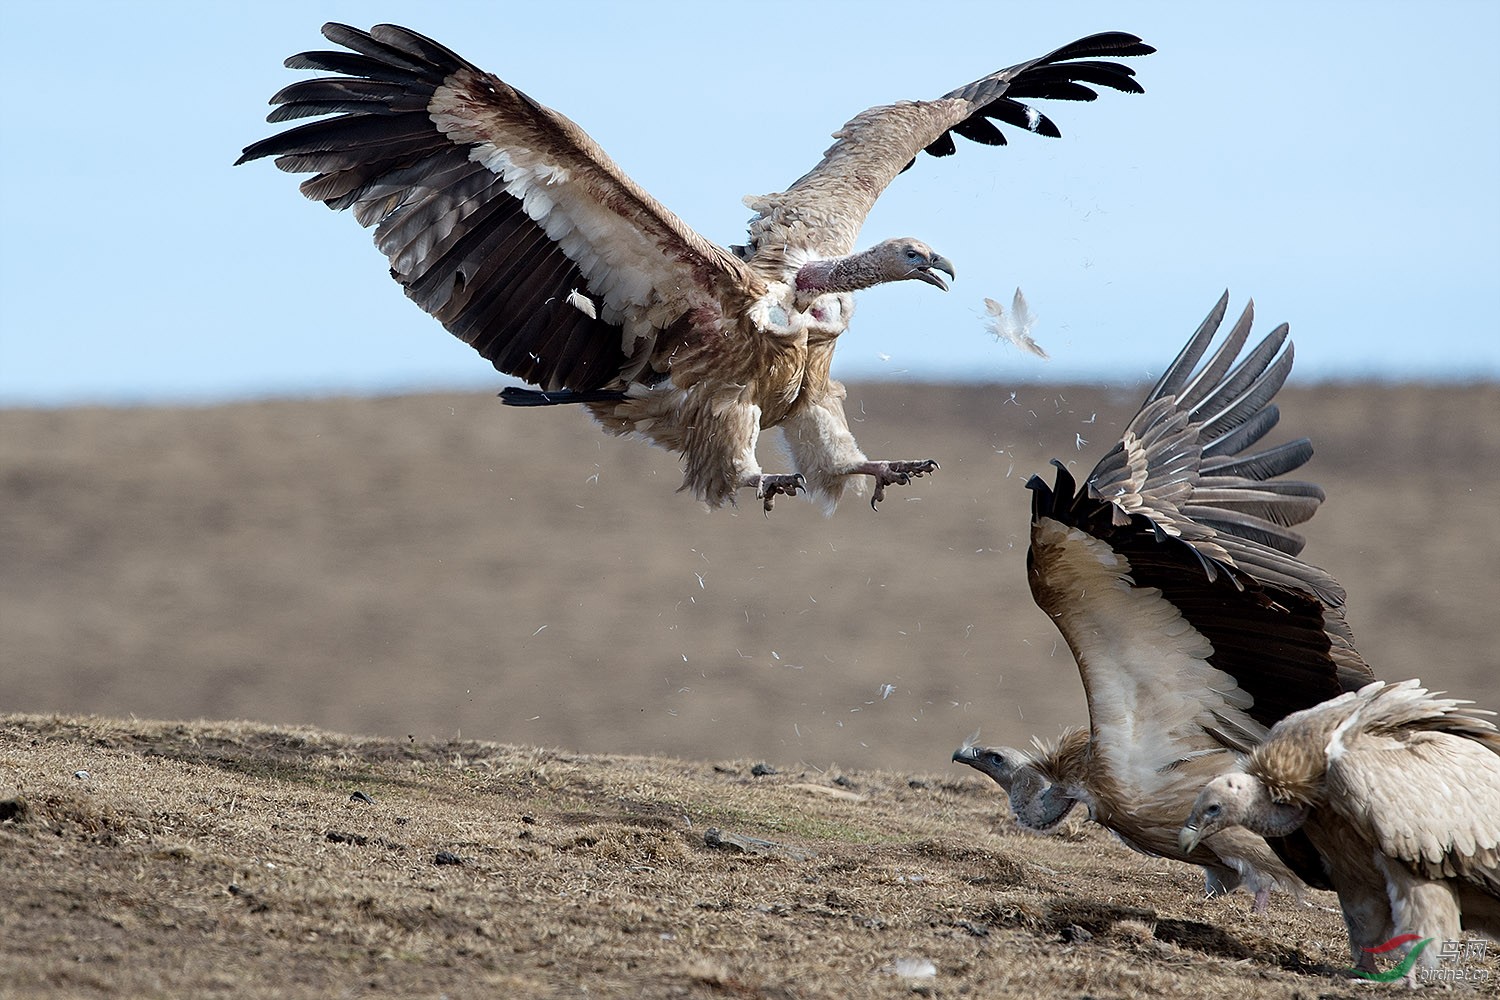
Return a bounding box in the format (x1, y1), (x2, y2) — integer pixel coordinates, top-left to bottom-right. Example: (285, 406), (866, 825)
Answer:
(2, 714), (1380, 999)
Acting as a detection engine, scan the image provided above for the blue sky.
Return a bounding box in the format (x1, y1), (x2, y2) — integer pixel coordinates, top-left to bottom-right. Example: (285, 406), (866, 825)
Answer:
(2, 1), (1497, 405)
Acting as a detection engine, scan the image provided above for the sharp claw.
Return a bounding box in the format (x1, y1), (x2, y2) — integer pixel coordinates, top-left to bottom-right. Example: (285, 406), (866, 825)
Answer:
(865, 459), (941, 509)
(755, 473), (806, 512)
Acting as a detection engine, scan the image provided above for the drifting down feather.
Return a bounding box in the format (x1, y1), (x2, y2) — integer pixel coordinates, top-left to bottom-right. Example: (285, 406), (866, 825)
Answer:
(984, 290), (1047, 359)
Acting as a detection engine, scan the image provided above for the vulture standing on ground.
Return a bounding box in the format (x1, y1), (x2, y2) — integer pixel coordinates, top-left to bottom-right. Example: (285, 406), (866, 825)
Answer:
(953, 293), (1376, 910)
(238, 23), (1153, 510)
(1181, 679), (1500, 976)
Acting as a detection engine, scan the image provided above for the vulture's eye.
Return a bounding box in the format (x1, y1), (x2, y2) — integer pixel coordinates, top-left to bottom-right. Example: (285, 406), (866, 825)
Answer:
(1204, 804), (1221, 818)
(906, 249), (922, 261)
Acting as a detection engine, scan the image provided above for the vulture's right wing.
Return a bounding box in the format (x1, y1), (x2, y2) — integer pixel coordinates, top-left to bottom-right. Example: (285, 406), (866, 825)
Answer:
(747, 32), (1153, 257)
(238, 23), (754, 392)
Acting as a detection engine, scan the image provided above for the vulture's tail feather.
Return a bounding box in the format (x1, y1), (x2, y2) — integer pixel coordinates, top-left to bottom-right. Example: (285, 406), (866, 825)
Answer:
(499, 387), (628, 407)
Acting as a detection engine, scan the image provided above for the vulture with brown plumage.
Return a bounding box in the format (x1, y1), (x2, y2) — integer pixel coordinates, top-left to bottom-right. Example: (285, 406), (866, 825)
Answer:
(1181, 679), (1500, 978)
(954, 294), (1376, 911)
(237, 23), (1152, 510)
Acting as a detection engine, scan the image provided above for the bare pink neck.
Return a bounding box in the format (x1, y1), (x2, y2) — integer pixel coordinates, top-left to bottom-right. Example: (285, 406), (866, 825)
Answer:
(794, 254), (875, 294)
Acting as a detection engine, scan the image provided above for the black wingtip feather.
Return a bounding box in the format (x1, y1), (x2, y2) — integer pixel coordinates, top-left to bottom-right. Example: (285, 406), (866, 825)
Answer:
(1046, 32), (1156, 62)
(242, 23), (640, 394)
(933, 32), (1149, 161)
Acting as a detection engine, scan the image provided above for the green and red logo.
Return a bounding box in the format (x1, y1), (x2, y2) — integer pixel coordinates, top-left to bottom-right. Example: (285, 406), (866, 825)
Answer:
(1350, 934), (1434, 982)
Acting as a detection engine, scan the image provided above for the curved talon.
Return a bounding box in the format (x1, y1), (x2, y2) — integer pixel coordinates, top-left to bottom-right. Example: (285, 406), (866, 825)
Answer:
(865, 459), (940, 509)
(755, 472), (806, 512)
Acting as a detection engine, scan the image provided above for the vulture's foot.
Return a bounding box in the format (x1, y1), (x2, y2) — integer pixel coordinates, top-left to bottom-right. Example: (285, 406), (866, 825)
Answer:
(1251, 888), (1271, 915)
(749, 473), (806, 512)
(854, 459), (940, 509)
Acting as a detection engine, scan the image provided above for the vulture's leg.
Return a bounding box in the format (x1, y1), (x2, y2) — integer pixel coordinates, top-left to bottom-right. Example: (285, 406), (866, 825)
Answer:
(1201, 866), (1238, 900)
(779, 385), (939, 511)
(1339, 890), (1393, 975)
(1376, 855), (1460, 980)
(849, 459), (941, 509)
(708, 402), (803, 511)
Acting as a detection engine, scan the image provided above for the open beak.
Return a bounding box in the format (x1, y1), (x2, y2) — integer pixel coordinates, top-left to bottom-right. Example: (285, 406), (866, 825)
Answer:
(1178, 825), (1202, 854)
(914, 253), (956, 291)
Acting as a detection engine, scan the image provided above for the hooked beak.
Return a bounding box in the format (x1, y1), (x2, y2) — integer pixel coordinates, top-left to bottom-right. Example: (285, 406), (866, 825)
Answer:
(1178, 825), (1203, 854)
(913, 253), (956, 291)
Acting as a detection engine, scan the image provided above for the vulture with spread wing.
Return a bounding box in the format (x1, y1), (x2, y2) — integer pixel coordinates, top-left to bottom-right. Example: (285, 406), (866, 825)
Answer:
(954, 294), (1376, 910)
(238, 23), (1152, 510)
(1182, 679), (1500, 977)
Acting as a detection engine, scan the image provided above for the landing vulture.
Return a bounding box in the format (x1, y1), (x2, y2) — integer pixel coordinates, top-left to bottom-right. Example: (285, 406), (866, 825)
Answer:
(954, 294), (1376, 910)
(238, 23), (1152, 510)
(1182, 679), (1500, 977)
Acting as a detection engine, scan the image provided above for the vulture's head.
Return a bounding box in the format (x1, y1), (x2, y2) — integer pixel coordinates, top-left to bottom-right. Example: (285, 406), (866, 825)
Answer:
(1179, 772), (1309, 854)
(873, 238), (956, 291)
(953, 743), (1079, 831)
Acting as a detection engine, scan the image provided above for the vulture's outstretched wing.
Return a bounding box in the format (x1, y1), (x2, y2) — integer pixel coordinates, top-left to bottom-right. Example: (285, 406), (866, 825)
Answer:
(1028, 294), (1374, 753)
(238, 22), (753, 392)
(747, 32), (1153, 257)
(1325, 682), (1500, 892)
(1022, 296), (1377, 893)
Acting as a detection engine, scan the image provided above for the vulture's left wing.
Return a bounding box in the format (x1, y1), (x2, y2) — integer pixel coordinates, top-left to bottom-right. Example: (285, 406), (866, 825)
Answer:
(238, 23), (753, 393)
(1026, 295), (1375, 785)
(746, 32), (1153, 257)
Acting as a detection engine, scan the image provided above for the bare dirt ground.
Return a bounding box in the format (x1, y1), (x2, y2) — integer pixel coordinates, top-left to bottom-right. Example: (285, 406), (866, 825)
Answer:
(0, 714), (1389, 999)
(2, 379), (1498, 996)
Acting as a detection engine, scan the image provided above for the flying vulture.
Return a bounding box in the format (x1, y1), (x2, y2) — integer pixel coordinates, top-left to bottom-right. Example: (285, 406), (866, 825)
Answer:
(954, 293), (1376, 910)
(237, 23), (1152, 510)
(1181, 679), (1500, 977)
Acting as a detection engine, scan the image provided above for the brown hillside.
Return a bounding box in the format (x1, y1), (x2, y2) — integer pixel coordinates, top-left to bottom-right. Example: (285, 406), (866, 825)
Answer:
(3, 381), (1495, 771)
